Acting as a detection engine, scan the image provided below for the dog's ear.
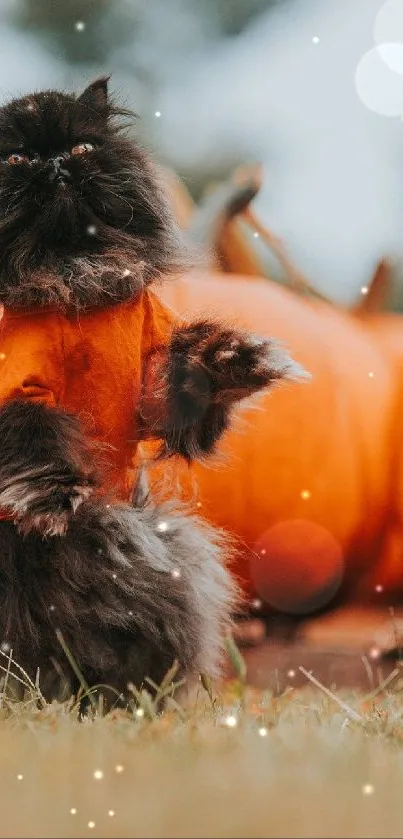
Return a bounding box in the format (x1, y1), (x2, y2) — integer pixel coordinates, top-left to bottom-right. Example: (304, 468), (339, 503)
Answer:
(77, 76), (111, 113)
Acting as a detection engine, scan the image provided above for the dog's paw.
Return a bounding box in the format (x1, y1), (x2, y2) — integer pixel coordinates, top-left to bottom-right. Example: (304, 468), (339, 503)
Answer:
(209, 332), (299, 398)
(171, 322), (306, 408)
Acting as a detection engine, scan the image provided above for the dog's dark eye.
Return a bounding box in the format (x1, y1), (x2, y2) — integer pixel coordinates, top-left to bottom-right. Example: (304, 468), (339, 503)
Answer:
(71, 143), (94, 156)
(7, 153), (30, 166)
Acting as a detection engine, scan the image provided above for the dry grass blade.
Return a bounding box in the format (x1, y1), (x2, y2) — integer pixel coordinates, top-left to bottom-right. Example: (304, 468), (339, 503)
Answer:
(200, 673), (215, 706)
(158, 659), (180, 694)
(127, 683), (157, 720)
(0, 648), (46, 707)
(0, 647), (13, 709)
(55, 629), (96, 710)
(361, 668), (400, 703)
(144, 660), (184, 708)
(361, 655), (375, 691)
(224, 633), (247, 684)
(299, 666), (363, 722)
(71, 683), (124, 715)
(163, 695), (187, 720)
(389, 607), (403, 661)
(0, 662), (32, 693)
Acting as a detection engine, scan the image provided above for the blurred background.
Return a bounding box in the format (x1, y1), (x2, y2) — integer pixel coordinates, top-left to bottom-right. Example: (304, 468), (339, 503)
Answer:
(1, 0), (403, 306)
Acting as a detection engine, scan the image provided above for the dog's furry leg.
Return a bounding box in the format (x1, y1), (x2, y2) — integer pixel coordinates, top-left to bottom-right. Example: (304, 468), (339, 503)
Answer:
(0, 400), (100, 537)
(141, 320), (307, 459)
(0, 498), (237, 703)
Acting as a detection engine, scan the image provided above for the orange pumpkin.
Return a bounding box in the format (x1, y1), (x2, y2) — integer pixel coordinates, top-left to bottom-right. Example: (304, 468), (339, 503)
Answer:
(350, 310), (403, 599)
(150, 269), (401, 613)
(158, 166), (403, 613)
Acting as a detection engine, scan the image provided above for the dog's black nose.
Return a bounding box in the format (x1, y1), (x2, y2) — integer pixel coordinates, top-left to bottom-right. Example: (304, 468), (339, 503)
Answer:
(49, 155), (71, 183)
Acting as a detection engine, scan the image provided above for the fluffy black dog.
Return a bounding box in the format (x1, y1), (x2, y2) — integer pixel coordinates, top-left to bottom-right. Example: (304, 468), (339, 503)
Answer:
(0, 77), (303, 703)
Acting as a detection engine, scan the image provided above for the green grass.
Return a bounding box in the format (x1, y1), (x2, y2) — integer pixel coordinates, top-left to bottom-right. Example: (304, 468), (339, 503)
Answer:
(1, 644), (403, 838)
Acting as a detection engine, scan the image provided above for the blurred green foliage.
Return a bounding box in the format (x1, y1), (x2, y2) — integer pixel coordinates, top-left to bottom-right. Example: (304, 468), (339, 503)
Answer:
(10, 0), (284, 65)
(6, 0), (399, 309)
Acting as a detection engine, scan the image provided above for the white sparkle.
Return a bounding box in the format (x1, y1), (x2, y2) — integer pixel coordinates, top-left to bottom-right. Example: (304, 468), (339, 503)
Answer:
(154, 111), (161, 118)
(362, 784), (374, 795)
(75, 21), (86, 32)
(312, 36), (320, 44)
(115, 764), (124, 773)
(252, 598), (262, 610)
(86, 224), (97, 236)
(27, 103), (35, 112)
(224, 714), (237, 728)
(300, 489), (311, 500)
(375, 584), (383, 593)
(112, 573), (117, 580)
(260, 548), (266, 556)
(97, 548), (103, 555)
(128, 610), (133, 616)
(287, 669), (296, 678)
(70, 808), (77, 815)
(368, 371), (374, 378)
(361, 285), (369, 295)
(369, 646), (380, 660)
(258, 727), (268, 737)
(106, 504), (110, 509)
(1, 642), (10, 652)
(196, 501), (202, 508)
(171, 568), (181, 579)
(0, 353), (6, 360)
(17, 774), (23, 781)
(49, 605), (56, 612)
(253, 232), (259, 238)
(156, 520), (169, 533)
(136, 707), (145, 718)
(108, 810), (115, 817)
(88, 821), (96, 829)
(123, 269), (131, 277)
(93, 769), (104, 780)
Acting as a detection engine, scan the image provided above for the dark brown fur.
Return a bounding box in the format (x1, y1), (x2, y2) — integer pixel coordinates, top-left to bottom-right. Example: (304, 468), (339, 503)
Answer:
(0, 77), (188, 312)
(0, 400), (101, 537)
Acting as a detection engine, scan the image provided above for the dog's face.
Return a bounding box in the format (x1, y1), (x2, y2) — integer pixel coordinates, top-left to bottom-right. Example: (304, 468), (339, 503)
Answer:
(0, 77), (185, 302)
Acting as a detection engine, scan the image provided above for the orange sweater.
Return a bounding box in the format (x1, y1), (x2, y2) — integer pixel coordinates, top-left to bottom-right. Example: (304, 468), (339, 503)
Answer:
(0, 289), (176, 505)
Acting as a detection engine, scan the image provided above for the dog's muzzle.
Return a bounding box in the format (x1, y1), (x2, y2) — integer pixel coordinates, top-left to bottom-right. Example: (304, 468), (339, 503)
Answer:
(49, 155), (72, 183)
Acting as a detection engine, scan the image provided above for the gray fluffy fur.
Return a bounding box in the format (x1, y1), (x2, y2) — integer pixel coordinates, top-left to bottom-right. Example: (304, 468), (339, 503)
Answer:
(0, 495), (237, 703)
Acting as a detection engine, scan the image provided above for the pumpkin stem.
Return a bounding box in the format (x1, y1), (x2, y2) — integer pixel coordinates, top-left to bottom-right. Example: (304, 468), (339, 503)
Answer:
(243, 205), (335, 306)
(187, 164), (265, 275)
(352, 258), (394, 317)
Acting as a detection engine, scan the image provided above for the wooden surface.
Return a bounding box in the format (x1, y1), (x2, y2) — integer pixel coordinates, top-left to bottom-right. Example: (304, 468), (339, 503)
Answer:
(240, 606), (403, 693)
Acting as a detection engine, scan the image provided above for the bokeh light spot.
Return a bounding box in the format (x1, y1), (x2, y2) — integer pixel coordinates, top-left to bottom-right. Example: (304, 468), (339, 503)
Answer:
(251, 520), (344, 615)
(374, 0), (403, 49)
(355, 45), (403, 117)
